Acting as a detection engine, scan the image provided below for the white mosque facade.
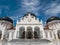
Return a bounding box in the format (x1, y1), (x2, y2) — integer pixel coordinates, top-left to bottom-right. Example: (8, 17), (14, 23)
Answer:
(0, 12), (60, 41)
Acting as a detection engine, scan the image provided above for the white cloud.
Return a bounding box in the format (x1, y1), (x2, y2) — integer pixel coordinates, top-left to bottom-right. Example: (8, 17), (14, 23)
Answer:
(44, 2), (60, 15)
(22, 0), (39, 5)
(10, 15), (21, 20)
(21, 0), (42, 14)
(11, 0), (42, 18)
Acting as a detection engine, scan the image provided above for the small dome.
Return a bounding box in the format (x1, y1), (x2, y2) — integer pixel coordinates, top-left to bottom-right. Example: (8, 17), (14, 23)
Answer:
(46, 16), (60, 23)
(0, 16), (13, 24)
(23, 12), (36, 17)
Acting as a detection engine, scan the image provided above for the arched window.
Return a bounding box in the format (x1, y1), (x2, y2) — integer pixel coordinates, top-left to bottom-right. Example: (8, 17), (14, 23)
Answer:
(19, 27), (25, 39)
(57, 30), (60, 39)
(34, 27), (40, 39)
(27, 27), (32, 31)
(26, 27), (33, 39)
(19, 27), (25, 30)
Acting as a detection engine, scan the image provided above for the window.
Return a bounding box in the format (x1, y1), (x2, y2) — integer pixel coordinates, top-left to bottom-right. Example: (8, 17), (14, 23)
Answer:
(27, 27), (32, 30)
(34, 27), (40, 39)
(19, 27), (25, 39)
(19, 27), (25, 31)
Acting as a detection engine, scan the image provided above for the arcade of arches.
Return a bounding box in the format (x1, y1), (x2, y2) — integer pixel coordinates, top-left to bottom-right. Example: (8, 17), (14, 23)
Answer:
(19, 27), (40, 39)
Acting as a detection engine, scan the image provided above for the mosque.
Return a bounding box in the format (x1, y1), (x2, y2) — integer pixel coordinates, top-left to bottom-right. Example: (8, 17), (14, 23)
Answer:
(0, 12), (60, 41)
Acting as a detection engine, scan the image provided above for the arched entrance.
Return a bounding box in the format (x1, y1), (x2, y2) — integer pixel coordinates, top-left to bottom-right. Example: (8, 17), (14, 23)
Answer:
(57, 30), (60, 39)
(0, 30), (2, 39)
(26, 27), (33, 39)
(21, 31), (25, 39)
(34, 27), (40, 39)
(19, 27), (25, 39)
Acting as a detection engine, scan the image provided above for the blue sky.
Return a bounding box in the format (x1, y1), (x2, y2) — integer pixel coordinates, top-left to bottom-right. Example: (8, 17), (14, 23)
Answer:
(0, 0), (60, 26)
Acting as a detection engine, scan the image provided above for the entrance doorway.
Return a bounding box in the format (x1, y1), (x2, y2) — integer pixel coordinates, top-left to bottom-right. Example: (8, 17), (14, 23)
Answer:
(21, 31), (25, 39)
(27, 31), (33, 39)
(34, 31), (39, 39)
(26, 27), (33, 39)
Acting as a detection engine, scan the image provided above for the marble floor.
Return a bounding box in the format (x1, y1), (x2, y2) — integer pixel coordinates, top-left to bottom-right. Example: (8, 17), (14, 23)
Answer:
(0, 39), (60, 45)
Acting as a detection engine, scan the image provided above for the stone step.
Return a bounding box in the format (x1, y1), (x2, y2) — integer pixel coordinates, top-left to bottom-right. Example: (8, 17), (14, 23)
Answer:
(10, 39), (51, 42)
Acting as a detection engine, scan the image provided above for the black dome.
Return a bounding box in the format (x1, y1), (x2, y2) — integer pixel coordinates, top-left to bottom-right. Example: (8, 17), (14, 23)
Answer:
(46, 16), (60, 23)
(0, 17), (13, 24)
(23, 12), (36, 17)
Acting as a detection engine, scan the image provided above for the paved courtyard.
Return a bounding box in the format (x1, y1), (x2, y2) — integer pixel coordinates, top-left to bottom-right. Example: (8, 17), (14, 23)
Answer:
(0, 39), (60, 45)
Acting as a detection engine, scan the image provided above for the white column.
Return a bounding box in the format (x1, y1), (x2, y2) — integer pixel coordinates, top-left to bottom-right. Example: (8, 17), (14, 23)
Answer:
(32, 27), (34, 39)
(1, 26), (6, 40)
(58, 23), (60, 29)
(8, 32), (12, 41)
(47, 32), (51, 39)
(13, 30), (17, 39)
(42, 30), (46, 39)
(54, 30), (58, 40)
(56, 32), (59, 40)
(55, 34), (58, 40)
(1, 31), (4, 40)
(25, 27), (27, 39)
